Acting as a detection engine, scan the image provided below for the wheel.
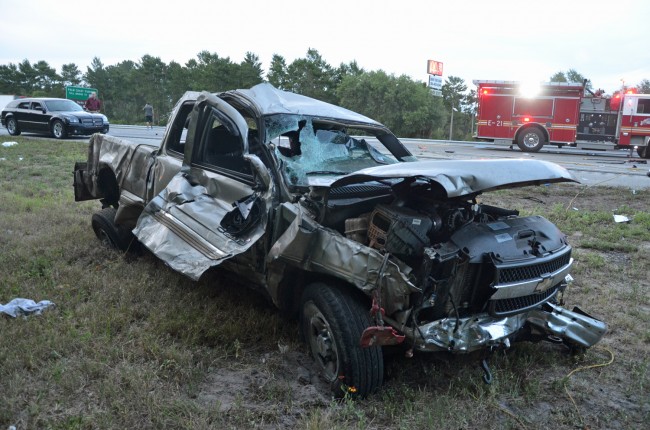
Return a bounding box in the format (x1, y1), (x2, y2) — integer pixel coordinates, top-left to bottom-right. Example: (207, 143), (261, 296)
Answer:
(516, 128), (545, 152)
(300, 283), (383, 398)
(91, 207), (135, 251)
(6, 117), (20, 136)
(51, 119), (67, 139)
(636, 146), (650, 159)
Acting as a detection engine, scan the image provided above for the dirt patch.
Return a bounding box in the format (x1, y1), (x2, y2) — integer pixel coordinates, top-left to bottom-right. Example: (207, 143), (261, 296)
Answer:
(196, 349), (330, 426)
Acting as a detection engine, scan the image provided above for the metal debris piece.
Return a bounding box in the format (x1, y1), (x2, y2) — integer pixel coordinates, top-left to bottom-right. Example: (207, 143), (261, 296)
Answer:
(613, 214), (630, 223)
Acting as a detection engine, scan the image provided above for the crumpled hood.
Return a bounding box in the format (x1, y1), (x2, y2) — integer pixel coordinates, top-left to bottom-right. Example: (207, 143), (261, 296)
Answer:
(328, 158), (577, 197)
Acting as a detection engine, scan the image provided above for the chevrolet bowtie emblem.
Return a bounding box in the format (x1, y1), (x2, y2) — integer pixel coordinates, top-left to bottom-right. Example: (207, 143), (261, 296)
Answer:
(535, 275), (554, 293)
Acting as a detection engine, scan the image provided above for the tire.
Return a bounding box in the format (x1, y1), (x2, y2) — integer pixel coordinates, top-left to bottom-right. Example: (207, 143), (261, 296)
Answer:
(51, 119), (67, 139)
(6, 117), (20, 136)
(300, 283), (383, 398)
(91, 207), (135, 251)
(636, 146), (650, 159)
(516, 128), (545, 152)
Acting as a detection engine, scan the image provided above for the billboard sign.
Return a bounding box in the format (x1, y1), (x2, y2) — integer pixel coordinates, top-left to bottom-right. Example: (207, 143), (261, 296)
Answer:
(66, 86), (98, 101)
(427, 60), (443, 76)
(428, 75), (443, 90)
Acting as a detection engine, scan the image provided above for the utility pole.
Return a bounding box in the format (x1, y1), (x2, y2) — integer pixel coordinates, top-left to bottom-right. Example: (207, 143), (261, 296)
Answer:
(449, 105), (457, 141)
(470, 113), (474, 136)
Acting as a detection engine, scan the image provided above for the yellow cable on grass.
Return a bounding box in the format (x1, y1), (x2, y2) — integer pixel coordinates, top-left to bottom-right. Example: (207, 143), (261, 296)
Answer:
(564, 346), (615, 428)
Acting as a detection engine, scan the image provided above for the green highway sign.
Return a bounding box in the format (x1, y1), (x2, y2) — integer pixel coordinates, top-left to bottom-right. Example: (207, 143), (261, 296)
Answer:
(66, 86), (98, 101)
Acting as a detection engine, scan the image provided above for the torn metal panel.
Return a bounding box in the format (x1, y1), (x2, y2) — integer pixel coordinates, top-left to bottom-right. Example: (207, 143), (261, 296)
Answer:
(329, 159), (577, 197)
(267, 203), (418, 315)
(133, 159), (274, 281)
(526, 303), (608, 348)
(80, 133), (159, 199)
(115, 189), (146, 229)
(411, 312), (528, 352)
(406, 302), (606, 352)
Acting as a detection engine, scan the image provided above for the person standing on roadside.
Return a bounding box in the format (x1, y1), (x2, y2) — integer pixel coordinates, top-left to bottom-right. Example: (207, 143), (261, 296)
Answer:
(84, 92), (101, 112)
(143, 102), (154, 129)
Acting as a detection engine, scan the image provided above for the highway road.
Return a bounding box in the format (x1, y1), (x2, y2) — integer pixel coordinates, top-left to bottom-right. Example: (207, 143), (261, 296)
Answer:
(2, 124), (650, 190)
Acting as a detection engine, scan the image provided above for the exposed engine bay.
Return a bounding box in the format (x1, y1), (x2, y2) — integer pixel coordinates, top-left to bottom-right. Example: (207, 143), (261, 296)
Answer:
(304, 180), (606, 353)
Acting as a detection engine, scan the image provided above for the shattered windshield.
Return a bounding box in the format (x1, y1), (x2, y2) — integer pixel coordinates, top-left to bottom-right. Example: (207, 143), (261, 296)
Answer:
(265, 114), (398, 185)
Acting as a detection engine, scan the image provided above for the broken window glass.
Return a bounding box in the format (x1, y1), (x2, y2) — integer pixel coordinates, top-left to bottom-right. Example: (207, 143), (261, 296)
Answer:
(264, 114), (398, 185)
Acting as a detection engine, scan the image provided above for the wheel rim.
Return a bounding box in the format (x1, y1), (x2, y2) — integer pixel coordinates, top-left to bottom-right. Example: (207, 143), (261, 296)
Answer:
(7, 119), (16, 133)
(95, 226), (115, 247)
(304, 302), (339, 382)
(522, 131), (540, 148)
(53, 122), (63, 138)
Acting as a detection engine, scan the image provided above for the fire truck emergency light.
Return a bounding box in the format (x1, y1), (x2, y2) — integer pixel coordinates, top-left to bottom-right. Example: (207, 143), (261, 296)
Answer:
(523, 117), (531, 122)
(519, 82), (541, 98)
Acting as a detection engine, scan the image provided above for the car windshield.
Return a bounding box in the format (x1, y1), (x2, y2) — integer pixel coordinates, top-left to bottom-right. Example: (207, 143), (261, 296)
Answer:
(265, 114), (403, 186)
(44, 100), (84, 112)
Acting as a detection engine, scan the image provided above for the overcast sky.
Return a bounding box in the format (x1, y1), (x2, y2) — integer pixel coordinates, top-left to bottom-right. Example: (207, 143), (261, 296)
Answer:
(1, 0), (648, 95)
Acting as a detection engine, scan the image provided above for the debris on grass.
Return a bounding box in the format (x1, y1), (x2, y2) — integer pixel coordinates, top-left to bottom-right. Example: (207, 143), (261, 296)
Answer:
(613, 214), (630, 223)
(0, 298), (55, 318)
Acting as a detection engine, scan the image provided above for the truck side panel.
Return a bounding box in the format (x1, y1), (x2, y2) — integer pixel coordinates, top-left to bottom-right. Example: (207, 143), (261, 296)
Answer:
(619, 95), (650, 147)
(549, 97), (579, 144)
(476, 93), (514, 140)
(73, 134), (159, 204)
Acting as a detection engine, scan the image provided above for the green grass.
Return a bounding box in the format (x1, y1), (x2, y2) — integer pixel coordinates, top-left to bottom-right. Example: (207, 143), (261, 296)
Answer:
(1, 136), (649, 429)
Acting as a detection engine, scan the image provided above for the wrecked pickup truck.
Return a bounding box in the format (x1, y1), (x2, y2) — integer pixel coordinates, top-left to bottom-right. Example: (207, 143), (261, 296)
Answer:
(74, 83), (607, 397)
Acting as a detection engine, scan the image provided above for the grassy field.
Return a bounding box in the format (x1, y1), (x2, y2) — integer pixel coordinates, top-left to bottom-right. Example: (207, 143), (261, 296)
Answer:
(1, 136), (649, 429)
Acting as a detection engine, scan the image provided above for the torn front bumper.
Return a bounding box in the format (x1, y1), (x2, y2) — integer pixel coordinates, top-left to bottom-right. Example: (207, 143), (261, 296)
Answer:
(411, 302), (607, 353)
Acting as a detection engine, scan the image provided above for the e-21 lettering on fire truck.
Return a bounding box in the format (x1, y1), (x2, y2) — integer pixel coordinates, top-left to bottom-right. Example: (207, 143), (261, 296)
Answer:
(473, 80), (650, 158)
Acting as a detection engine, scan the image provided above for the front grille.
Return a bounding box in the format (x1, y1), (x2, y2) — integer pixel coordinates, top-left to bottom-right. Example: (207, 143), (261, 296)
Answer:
(489, 286), (558, 316)
(497, 251), (571, 284)
(82, 118), (103, 126)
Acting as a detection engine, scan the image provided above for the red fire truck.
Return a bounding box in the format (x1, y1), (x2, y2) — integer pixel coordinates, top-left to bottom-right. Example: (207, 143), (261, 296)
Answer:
(473, 80), (650, 158)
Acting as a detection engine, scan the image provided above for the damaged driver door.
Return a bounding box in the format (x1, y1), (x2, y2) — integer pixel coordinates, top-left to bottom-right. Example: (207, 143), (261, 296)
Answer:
(133, 93), (272, 281)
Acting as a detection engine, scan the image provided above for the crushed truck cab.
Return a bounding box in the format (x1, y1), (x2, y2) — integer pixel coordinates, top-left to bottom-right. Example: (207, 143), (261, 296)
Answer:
(74, 83), (607, 397)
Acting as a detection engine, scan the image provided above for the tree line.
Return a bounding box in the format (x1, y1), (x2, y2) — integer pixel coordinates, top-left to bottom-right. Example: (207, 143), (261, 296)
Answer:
(0, 49), (473, 139)
(1, 51), (648, 140)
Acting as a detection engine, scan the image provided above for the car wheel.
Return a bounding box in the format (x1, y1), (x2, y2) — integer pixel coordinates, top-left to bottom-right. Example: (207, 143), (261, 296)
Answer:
(6, 117), (20, 136)
(91, 207), (135, 251)
(300, 282), (383, 398)
(516, 128), (545, 152)
(636, 146), (650, 159)
(51, 119), (67, 139)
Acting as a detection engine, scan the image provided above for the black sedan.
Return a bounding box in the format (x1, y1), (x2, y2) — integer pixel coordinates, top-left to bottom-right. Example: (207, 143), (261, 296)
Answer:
(1, 97), (109, 139)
